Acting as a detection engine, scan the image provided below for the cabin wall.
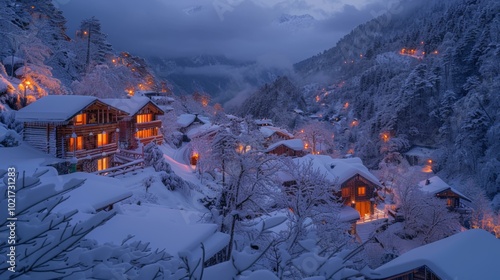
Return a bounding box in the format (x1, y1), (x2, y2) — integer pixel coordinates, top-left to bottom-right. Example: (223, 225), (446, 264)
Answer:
(340, 175), (377, 217)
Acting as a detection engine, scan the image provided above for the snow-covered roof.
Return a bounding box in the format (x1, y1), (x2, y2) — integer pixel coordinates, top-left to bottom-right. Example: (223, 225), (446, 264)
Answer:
(177, 114), (197, 128)
(177, 114), (210, 128)
(16, 95), (98, 123)
(266, 139), (304, 152)
(293, 108), (304, 114)
(260, 126), (294, 139)
(2, 56), (24, 65)
(285, 155), (381, 187)
(186, 123), (220, 139)
(339, 206), (360, 222)
(404, 146), (436, 157)
(418, 176), (471, 202)
(255, 119), (273, 126)
(367, 229), (500, 280)
(101, 96), (162, 116)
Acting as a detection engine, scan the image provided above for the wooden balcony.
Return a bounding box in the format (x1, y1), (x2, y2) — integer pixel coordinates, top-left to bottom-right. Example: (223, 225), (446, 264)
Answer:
(59, 123), (121, 135)
(138, 135), (164, 146)
(66, 143), (118, 159)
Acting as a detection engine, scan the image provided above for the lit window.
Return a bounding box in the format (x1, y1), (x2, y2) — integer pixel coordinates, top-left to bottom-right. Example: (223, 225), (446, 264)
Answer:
(74, 113), (87, 125)
(68, 136), (83, 151)
(357, 186), (366, 196)
(136, 128), (157, 139)
(136, 114), (153, 123)
(97, 157), (109, 171)
(97, 132), (108, 146)
(341, 188), (350, 198)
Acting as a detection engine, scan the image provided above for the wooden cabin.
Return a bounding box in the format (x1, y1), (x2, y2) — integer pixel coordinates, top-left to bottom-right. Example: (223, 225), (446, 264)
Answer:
(16, 95), (128, 172)
(260, 126), (294, 146)
(281, 155), (382, 218)
(266, 139), (306, 157)
(419, 176), (472, 211)
(339, 173), (379, 218)
(102, 97), (164, 150)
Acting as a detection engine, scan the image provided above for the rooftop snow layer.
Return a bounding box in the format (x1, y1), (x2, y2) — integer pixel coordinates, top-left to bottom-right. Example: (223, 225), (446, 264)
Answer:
(16, 95), (97, 122)
(418, 176), (471, 202)
(101, 96), (159, 116)
(260, 126), (294, 138)
(285, 155), (381, 187)
(367, 229), (500, 279)
(266, 139), (304, 152)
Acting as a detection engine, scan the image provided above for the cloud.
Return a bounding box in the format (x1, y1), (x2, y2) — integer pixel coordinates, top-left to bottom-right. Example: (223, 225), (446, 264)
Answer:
(57, 0), (385, 64)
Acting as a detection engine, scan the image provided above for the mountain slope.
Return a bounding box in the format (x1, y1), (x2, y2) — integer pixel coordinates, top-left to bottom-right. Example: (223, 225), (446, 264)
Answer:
(295, 0), (500, 195)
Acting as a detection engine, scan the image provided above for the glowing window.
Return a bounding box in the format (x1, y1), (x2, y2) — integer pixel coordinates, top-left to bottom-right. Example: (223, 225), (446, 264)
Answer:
(68, 136), (83, 151)
(357, 186), (366, 196)
(74, 113), (87, 125)
(136, 128), (156, 139)
(97, 132), (108, 146)
(136, 114), (153, 123)
(341, 188), (350, 198)
(97, 157), (109, 171)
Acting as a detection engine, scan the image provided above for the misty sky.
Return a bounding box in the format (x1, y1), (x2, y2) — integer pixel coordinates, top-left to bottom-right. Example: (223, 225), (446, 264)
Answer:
(55, 0), (388, 65)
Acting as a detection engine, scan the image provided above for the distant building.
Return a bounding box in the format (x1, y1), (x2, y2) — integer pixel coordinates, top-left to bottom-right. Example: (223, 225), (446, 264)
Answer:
(419, 176), (472, 212)
(280, 155), (382, 218)
(266, 139), (305, 157)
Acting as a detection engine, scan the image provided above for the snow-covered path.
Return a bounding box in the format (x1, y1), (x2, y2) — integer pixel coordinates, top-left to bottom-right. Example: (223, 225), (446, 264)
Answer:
(158, 144), (202, 187)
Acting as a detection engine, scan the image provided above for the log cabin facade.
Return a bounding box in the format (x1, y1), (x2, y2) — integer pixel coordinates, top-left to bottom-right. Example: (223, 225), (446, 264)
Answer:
(102, 97), (164, 150)
(16, 95), (128, 172)
(339, 174), (379, 218)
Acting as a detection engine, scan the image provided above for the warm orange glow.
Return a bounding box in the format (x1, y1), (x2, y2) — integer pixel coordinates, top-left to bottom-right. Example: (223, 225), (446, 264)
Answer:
(360, 54), (363, 58)
(420, 41), (424, 45)
(68, 136), (83, 151)
(351, 120), (359, 127)
(428, 159), (433, 164)
(434, 50), (439, 54)
(422, 165), (433, 173)
(347, 148), (354, 154)
(315, 95), (320, 102)
(190, 152), (199, 165)
(137, 114), (153, 124)
(97, 132), (108, 146)
(357, 186), (366, 196)
(381, 132), (390, 142)
(83, 31), (88, 35)
(343, 102), (349, 109)
(201, 97), (209, 107)
(136, 128), (156, 139)
(304, 143), (309, 150)
(74, 113), (87, 126)
(112, 59), (117, 63)
(97, 157), (109, 171)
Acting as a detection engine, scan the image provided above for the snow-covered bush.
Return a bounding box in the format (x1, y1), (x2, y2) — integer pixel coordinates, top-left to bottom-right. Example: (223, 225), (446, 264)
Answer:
(144, 142), (195, 195)
(0, 124), (20, 147)
(0, 170), (116, 278)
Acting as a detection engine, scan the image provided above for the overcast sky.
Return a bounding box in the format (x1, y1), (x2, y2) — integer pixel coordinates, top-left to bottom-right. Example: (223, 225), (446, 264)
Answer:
(55, 0), (388, 64)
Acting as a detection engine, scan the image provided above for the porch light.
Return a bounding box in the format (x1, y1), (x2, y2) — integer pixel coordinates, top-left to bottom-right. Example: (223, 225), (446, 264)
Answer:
(116, 128), (120, 132)
(89, 132), (93, 136)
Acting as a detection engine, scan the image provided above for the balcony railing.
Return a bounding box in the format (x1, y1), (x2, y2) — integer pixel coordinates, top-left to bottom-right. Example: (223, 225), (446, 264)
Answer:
(66, 143), (118, 159)
(136, 120), (162, 130)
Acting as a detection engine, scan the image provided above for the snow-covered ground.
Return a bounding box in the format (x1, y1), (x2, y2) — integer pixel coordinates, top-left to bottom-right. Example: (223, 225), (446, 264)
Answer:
(0, 142), (219, 257)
